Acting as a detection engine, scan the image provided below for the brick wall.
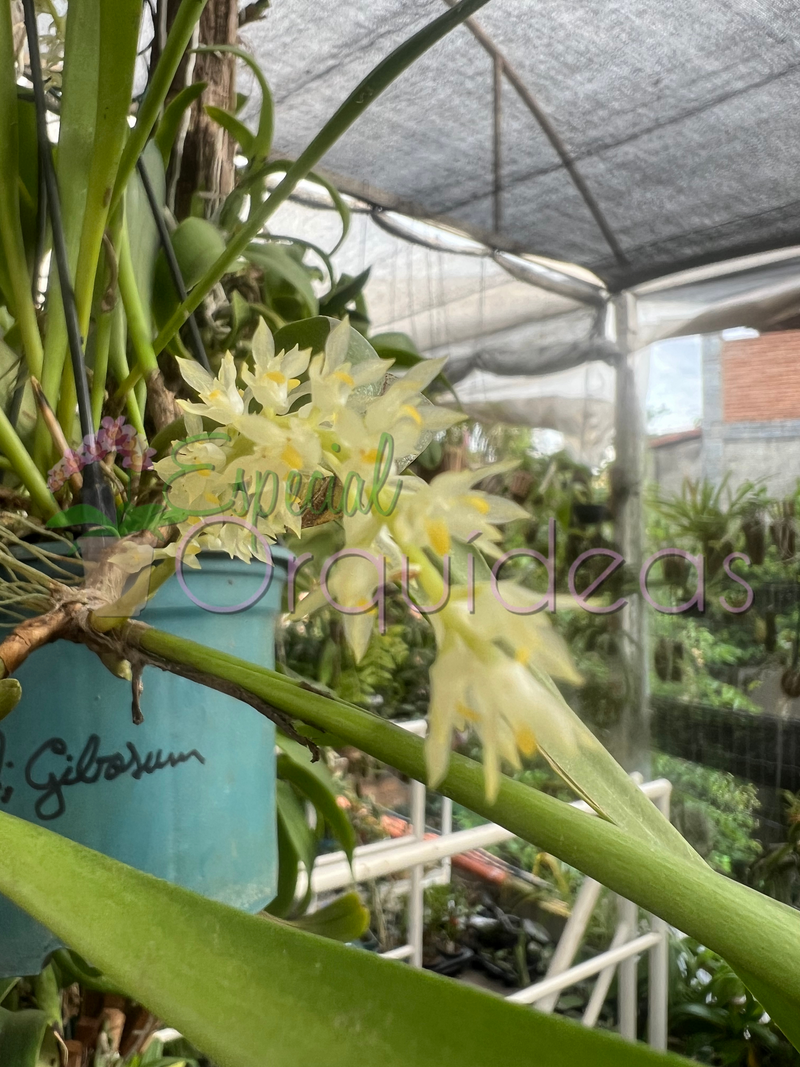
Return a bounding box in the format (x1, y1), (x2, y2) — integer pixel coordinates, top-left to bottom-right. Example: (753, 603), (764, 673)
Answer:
(722, 332), (800, 422)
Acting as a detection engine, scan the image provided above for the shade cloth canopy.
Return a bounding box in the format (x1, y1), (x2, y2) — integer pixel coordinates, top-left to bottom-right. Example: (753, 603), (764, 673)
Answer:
(243, 0), (800, 292)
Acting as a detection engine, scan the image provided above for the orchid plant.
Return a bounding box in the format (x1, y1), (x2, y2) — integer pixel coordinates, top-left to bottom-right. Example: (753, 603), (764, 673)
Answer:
(147, 319), (579, 798)
(0, 0), (800, 1064)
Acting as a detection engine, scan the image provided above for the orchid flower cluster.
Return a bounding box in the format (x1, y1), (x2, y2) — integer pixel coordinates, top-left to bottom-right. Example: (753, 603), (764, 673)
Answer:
(153, 320), (580, 798)
(47, 417), (156, 492)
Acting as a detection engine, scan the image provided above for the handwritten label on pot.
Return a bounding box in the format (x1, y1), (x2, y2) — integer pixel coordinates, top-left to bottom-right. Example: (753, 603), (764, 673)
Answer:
(0, 731), (205, 821)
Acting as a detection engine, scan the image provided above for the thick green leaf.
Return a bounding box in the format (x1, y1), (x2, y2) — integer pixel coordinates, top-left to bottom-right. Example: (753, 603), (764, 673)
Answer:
(204, 105), (255, 156)
(277, 748), (355, 861)
(0, 1007), (59, 1067)
(46, 504), (118, 534)
(275, 779), (317, 882)
(279, 892), (369, 943)
(369, 331), (458, 399)
(32, 965), (60, 1030)
(268, 809), (301, 919)
(155, 81), (208, 167)
(0, 813), (692, 1067)
(51, 949), (125, 996)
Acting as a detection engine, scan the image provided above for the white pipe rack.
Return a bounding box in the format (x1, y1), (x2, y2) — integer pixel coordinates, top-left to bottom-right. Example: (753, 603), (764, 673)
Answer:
(304, 720), (672, 1051)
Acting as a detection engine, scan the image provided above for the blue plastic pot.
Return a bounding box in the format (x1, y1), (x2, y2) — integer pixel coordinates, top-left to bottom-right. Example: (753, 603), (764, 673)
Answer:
(0, 547), (290, 977)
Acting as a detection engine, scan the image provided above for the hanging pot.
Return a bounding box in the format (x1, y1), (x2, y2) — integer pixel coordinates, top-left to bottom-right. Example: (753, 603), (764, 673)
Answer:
(0, 546), (291, 978)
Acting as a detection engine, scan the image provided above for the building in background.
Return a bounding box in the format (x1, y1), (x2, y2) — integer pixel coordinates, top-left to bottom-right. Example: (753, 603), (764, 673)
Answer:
(649, 330), (800, 498)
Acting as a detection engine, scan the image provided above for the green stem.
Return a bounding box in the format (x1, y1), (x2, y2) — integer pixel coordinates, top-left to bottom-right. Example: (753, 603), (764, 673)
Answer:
(0, 0), (43, 378)
(73, 0), (142, 335)
(91, 210), (125, 428)
(0, 406), (57, 516)
(152, 0), (491, 355)
(107, 302), (145, 438)
(125, 626), (800, 1021)
(91, 304), (114, 429)
(111, 0), (209, 211)
(118, 220), (159, 379)
(34, 0), (100, 465)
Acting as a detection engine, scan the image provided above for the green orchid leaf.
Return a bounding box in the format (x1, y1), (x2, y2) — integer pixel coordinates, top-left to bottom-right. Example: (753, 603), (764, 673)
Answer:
(161, 217), (227, 292)
(273, 315), (385, 378)
(155, 81), (208, 167)
(51, 949), (126, 996)
(0, 977), (19, 1005)
(204, 105), (255, 157)
(369, 331), (422, 367)
(275, 779), (317, 885)
(244, 243), (319, 320)
(277, 747), (355, 861)
(318, 268), (371, 316)
(369, 331), (458, 399)
(119, 502), (168, 537)
(0, 1007), (60, 1067)
(0, 678), (22, 721)
(194, 45), (273, 162)
(260, 161), (351, 253)
(277, 892), (369, 943)
(126, 141), (167, 337)
(152, 217), (227, 330)
(268, 808), (301, 919)
(32, 965), (61, 1030)
(46, 504), (120, 534)
(0, 812), (693, 1067)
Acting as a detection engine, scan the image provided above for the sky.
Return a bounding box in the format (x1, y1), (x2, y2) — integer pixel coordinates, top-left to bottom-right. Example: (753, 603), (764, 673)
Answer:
(646, 335), (703, 436)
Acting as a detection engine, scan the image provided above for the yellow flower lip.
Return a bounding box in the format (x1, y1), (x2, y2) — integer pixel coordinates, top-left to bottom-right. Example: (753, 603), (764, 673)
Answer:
(264, 370), (286, 384)
(333, 371), (355, 386)
(464, 493), (491, 515)
(400, 404), (423, 426)
(425, 518), (451, 556)
(514, 725), (537, 757)
(281, 443), (305, 469)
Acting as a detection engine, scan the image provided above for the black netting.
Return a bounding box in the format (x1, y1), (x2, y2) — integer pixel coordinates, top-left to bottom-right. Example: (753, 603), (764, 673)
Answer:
(242, 0), (800, 290)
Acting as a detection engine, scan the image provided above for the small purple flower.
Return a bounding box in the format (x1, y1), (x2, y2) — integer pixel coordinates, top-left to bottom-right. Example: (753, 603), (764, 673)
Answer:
(47, 450), (82, 491)
(98, 416), (136, 455)
(78, 436), (107, 466)
(122, 442), (157, 473)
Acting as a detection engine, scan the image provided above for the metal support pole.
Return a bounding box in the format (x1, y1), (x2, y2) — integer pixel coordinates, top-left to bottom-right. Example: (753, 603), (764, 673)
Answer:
(440, 795), (453, 883)
(648, 786), (672, 1050)
(581, 922), (629, 1028)
(612, 291), (651, 775)
(407, 778), (427, 967)
(534, 876), (603, 1013)
(617, 896), (639, 1041)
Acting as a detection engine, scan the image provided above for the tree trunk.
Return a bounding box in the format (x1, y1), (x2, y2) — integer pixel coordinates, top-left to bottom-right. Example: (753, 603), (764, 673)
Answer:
(165, 0), (238, 220)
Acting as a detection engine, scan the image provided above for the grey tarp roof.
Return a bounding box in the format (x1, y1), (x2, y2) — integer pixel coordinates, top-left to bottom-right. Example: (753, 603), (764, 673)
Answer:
(242, 0), (800, 292)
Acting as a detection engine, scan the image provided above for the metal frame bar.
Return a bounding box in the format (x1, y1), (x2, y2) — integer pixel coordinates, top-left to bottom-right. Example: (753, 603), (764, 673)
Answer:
(441, 0), (627, 266)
